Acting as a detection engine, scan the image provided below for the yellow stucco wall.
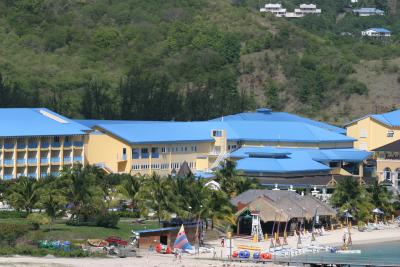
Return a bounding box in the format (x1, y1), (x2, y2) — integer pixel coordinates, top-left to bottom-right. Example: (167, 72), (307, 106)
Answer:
(347, 117), (400, 151)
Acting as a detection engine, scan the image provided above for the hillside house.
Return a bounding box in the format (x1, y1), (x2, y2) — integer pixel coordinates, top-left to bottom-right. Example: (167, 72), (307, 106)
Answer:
(353, 7), (384, 16)
(361, 28), (391, 37)
(260, 3), (287, 17)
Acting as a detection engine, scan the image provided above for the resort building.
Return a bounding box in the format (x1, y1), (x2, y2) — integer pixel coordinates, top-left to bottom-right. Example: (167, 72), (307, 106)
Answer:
(373, 140), (400, 189)
(353, 7), (384, 16)
(294, 4), (321, 16)
(346, 109), (400, 190)
(346, 109), (400, 151)
(80, 108), (370, 190)
(361, 28), (391, 38)
(0, 108), (89, 180)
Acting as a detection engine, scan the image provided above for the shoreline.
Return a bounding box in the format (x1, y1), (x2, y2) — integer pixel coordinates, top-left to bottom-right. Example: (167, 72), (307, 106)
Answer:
(1, 226), (399, 266)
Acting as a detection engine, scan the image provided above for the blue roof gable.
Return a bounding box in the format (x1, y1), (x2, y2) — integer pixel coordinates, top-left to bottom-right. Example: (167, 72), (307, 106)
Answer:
(347, 109), (400, 127)
(0, 108), (89, 137)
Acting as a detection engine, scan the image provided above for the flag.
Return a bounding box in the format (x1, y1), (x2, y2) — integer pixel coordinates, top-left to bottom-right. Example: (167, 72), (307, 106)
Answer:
(174, 225), (193, 251)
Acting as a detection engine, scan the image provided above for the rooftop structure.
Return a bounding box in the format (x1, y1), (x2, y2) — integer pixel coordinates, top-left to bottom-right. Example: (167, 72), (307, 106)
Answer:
(0, 108), (88, 180)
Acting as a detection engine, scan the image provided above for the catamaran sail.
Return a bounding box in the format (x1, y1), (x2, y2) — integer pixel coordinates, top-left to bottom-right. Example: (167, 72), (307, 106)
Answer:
(173, 225), (193, 252)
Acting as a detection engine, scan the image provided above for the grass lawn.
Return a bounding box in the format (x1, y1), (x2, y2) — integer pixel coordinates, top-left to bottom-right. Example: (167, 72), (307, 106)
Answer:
(1, 218), (159, 242)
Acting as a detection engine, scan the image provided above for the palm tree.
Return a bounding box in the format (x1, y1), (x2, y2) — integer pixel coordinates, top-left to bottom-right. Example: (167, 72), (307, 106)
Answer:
(117, 174), (144, 210)
(61, 164), (101, 221)
(140, 173), (172, 225)
(330, 177), (373, 221)
(6, 176), (41, 214)
(39, 176), (67, 230)
(368, 180), (394, 215)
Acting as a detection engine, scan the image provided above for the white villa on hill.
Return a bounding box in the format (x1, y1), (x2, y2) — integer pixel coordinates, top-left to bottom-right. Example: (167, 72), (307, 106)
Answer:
(361, 28), (391, 37)
(260, 3), (321, 18)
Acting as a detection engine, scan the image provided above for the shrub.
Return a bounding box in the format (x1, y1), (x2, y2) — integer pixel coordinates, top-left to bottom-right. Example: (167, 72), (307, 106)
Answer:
(0, 223), (30, 246)
(0, 211), (27, 219)
(95, 213), (120, 228)
(27, 213), (50, 230)
(110, 210), (140, 218)
(66, 213), (120, 228)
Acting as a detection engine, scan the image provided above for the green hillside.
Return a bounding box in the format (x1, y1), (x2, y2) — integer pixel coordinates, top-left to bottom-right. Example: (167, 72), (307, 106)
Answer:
(0, 0), (399, 123)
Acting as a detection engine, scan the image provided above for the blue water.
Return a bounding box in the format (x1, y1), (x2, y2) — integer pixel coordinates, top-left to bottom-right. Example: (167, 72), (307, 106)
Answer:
(290, 241), (400, 266)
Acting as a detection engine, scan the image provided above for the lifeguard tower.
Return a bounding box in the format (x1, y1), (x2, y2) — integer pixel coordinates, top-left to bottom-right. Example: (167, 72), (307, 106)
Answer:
(251, 210), (264, 243)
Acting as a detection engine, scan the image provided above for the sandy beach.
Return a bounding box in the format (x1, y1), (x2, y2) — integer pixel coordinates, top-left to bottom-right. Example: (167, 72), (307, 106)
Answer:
(1, 225), (399, 267)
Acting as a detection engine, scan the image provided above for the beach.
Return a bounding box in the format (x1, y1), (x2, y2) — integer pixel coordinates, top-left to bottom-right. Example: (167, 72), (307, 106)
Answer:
(1, 226), (399, 267)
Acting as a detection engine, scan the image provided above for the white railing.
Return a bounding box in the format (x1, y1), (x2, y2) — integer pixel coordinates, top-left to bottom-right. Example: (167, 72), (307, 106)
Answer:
(209, 152), (229, 170)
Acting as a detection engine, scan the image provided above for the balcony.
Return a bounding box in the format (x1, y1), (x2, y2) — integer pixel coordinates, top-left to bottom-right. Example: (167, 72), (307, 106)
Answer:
(17, 143), (26, 150)
(51, 171), (60, 177)
(4, 159), (14, 166)
(64, 157), (72, 163)
(40, 158), (49, 165)
(73, 156), (82, 162)
(41, 142), (50, 149)
(51, 157), (60, 163)
(28, 142), (38, 149)
(17, 158), (26, 165)
(73, 141), (83, 148)
(64, 142), (72, 148)
(151, 153), (159, 158)
(28, 158), (37, 165)
(3, 174), (13, 180)
(40, 173), (48, 178)
(141, 153), (149, 159)
(4, 143), (14, 150)
(51, 142), (61, 149)
(28, 173), (37, 178)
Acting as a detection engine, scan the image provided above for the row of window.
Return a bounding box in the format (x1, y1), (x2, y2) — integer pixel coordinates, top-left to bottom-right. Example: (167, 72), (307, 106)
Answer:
(132, 162), (196, 171)
(359, 129), (395, 138)
(128, 146), (198, 159)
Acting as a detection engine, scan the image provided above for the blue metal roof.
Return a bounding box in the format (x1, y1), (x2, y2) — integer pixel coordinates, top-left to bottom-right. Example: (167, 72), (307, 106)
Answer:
(0, 108), (89, 137)
(210, 108), (346, 134)
(230, 147), (372, 163)
(94, 120), (354, 145)
(235, 154), (331, 174)
(346, 109), (400, 127)
(368, 28), (391, 33)
(75, 119), (166, 128)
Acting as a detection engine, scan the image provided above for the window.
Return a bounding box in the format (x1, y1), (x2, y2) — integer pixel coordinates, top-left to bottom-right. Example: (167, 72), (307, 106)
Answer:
(184, 146), (188, 152)
(141, 164), (149, 170)
(191, 145), (197, 152)
(65, 136), (70, 142)
(359, 129), (368, 138)
(53, 136), (60, 143)
(132, 148), (140, 159)
(151, 147), (159, 158)
(132, 164), (141, 170)
(151, 164), (160, 169)
(161, 147), (166, 153)
(123, 148), (127, 155)
(359, 142), (367, 150)
(141, 148), (149, 158)
(212, 130), (222, 137)
(384, 167), (392, 181)
(161, 163), (169, 170)
(387, 130), (395, 138)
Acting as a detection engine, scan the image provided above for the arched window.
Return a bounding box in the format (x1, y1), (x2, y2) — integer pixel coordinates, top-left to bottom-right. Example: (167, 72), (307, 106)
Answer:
(396, 168), (400, 188)
(384, 167), (392, 181)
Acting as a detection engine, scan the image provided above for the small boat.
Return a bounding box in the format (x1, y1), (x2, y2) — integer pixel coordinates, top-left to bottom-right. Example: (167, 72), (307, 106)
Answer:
(336, 249), (361, 254)
(87, 239), (109, 247)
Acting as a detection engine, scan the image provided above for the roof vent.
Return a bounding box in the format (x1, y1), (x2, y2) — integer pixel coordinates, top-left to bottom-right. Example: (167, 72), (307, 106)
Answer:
(256, 108), (272, 114)
(38, 109), (68, 124)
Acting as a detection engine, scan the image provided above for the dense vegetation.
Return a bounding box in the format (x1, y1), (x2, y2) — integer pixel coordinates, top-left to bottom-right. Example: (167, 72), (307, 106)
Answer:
(1, 0), (400, 122)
